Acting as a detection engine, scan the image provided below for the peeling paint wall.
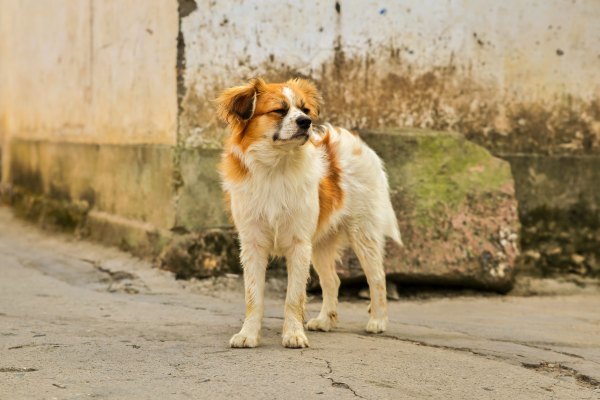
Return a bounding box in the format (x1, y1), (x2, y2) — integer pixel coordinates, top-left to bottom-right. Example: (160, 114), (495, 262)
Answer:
(180, 0), (600, 154)
(0, 0), (179, 148)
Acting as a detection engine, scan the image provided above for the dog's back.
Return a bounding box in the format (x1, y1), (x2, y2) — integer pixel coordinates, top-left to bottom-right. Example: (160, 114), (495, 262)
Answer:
(313, 125), (402, 247)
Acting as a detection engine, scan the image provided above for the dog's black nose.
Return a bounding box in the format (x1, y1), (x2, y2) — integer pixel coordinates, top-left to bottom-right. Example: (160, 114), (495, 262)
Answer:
(296, 116), (312, 129)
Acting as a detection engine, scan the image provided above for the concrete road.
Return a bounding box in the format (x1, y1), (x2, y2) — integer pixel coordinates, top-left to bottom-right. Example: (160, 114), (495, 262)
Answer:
(1, 206), (599, 400)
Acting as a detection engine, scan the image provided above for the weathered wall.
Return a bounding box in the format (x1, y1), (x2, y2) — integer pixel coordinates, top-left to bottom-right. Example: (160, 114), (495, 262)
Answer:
(0, 0), (180, 239)
(1, 0), (598, 277)
(0, 0), (178, 147)
(180, 0), (600, 153)
(178, 0), (600, 276)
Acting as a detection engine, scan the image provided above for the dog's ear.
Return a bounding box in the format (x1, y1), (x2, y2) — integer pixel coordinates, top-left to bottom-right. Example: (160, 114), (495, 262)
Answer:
(216, 78), (266, 125)
(289, 78), (322, 118)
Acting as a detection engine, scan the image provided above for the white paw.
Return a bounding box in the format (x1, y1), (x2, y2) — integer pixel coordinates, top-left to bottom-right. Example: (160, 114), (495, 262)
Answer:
(306, 317), (334, 332)
(282, 330), (310, 348)
(365, 317), (388, 333)
(229, 332), (260, 348)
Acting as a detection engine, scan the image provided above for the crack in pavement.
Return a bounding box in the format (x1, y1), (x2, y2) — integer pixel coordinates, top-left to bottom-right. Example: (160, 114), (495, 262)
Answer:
(393, 320), (594, 362)
(0, 367), (38, 373)
(313, 356), (365, 398)
(376, 334), (496, 359)
(375, 333), (599, 391)
(8, 343), (67, 350)
(489, 338), (595, 362)
(94, 265), (137, 282)
(522, 362), (600, 390)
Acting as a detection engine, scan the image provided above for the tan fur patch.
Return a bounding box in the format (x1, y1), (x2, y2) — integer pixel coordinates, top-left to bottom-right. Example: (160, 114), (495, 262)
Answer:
(220, 151), (249, 182)
(234, 114), (278, 151)
(284, 295), (306, 324)
(317, 130), (344, 233)
(245, 299), (254, 318)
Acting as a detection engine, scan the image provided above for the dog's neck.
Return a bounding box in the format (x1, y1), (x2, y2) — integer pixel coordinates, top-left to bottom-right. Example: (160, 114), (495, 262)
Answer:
(243, 141), (320, 178)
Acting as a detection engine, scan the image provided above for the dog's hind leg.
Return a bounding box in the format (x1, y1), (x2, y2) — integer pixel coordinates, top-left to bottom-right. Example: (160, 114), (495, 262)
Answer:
(350, 230), (388, 333)
(307, 235), (341, 332)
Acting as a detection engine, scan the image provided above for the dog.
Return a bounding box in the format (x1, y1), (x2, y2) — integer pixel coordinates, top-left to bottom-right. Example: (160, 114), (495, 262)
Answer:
(217, 78), (402, 348)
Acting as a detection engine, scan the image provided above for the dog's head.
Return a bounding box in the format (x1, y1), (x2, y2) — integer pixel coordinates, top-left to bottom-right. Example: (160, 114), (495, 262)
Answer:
(217, 78), (322, 150)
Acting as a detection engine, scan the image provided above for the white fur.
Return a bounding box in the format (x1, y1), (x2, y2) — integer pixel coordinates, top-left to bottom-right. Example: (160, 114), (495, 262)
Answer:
(225, 87), (401, 349)
(277, 86), (308, 141)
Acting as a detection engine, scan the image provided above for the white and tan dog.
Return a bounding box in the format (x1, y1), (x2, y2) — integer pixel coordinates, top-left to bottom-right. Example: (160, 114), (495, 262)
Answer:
(217, 78), (402, 348)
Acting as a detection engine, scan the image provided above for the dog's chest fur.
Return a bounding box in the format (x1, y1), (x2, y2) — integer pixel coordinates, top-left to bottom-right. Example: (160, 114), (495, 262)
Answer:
(228, 144), (326, 254)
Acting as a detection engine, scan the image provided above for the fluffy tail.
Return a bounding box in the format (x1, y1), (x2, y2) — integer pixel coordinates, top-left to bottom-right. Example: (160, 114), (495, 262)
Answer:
(384, 200), (404, 247)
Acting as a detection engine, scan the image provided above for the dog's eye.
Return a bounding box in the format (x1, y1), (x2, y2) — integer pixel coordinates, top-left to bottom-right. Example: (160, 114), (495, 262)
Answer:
(272, 109), (288, 116)
(302, 108), (310, 114)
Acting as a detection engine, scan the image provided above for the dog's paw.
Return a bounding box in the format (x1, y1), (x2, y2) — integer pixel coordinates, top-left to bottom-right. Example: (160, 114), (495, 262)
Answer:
(229, 332), (260, 348)
(306, 317), (334, 332)
(282, 330), (310, 348)
(365, 317), (388, 333)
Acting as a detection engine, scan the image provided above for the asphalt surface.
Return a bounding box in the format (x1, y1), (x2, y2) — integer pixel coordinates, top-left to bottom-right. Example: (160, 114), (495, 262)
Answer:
(1, 206), (599, 399)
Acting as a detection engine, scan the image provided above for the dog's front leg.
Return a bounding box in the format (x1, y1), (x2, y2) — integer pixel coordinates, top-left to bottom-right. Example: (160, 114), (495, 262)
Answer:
(282, 240), (312, 348)
(230, 240), (268, 348)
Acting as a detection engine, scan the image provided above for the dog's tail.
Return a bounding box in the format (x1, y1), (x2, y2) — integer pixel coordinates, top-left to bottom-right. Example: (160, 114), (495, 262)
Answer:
(384, 199), (404, 247)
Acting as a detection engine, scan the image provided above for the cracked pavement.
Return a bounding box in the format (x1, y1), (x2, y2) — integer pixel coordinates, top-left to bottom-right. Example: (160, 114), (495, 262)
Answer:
(1, 206), (599, 400)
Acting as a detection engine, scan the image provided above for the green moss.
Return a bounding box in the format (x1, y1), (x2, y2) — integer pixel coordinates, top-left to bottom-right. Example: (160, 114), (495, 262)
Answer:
(362, 129), (513, 227)
(407, 134), (512, 226)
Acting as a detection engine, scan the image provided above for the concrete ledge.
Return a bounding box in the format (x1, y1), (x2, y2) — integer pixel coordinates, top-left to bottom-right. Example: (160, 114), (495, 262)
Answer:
(86, 211), (173, 258)
(5, 139), (178, 257)
(3, 138), (230, 258)
(1, 185), (89, 232)
(8, 139), (177, 230)
(0, 185), (172, 258)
